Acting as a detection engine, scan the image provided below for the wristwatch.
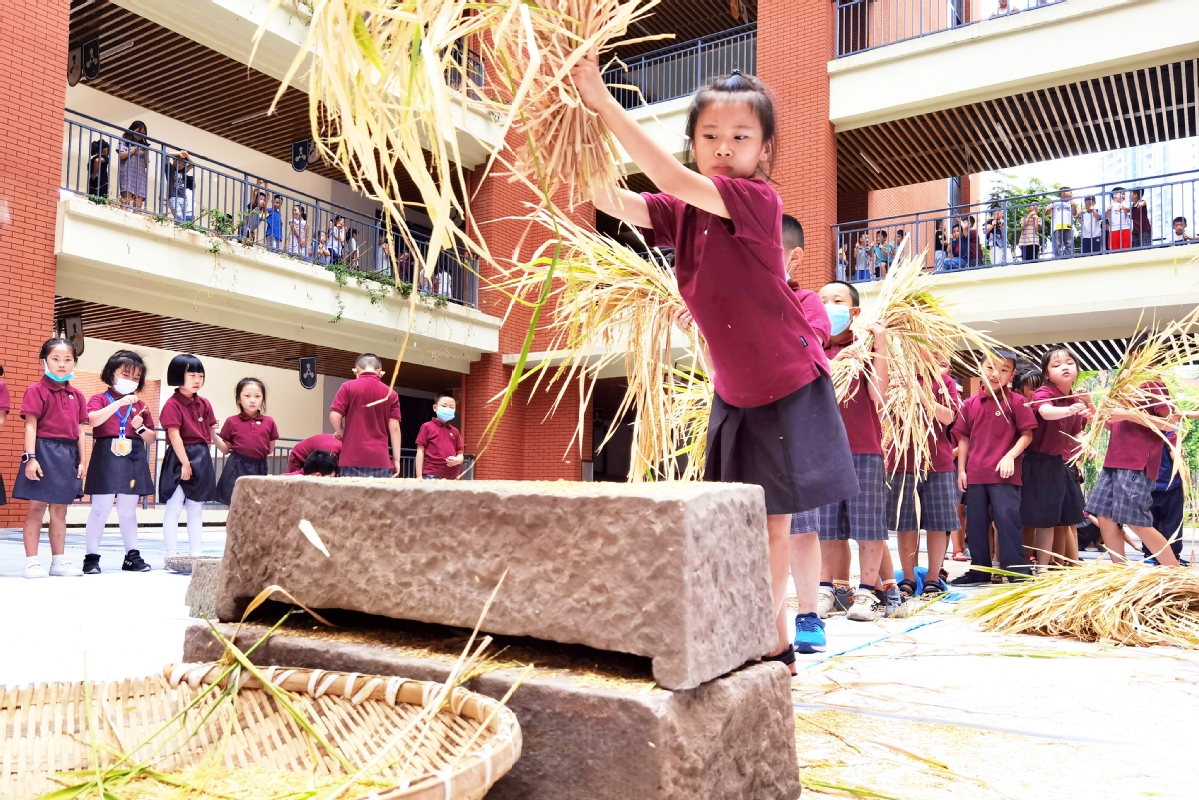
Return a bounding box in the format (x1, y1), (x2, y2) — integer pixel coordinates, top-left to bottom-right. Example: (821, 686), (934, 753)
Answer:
(135, 425), (149, 435)
(21, 453), (37, 463)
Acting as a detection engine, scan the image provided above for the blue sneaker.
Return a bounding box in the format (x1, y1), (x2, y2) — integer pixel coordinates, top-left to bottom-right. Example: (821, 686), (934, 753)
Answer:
(793, 613), (826, 654)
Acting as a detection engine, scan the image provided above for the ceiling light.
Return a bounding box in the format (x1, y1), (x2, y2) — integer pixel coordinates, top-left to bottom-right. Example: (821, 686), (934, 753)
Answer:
(859, 151), (882, 175)
(101, 40), (135, 58)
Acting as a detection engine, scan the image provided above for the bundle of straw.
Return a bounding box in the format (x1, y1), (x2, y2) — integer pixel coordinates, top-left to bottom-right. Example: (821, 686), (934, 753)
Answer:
(498, 210), (709, 481)
(960, 561), (1199, 647)
(831, 252), (1004, 476)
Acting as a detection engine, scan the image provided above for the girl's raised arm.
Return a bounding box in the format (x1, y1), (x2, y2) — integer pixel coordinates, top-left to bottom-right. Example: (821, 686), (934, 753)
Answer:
(572, 53), (728, 220)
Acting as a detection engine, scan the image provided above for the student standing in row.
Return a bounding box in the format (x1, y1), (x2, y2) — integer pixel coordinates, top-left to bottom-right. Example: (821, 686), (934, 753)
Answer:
(159, 354), (221, 558)
(14, 339), (88, 578)
(1107, 187), (1132, 251)
(215, 378), (279, 505)
(415, 391), (465, 480)
(330, 354), (403, 477)
(82, 350), (157, 574)
(1079, 196), (1103, 254)
(0, 365), (8, 508)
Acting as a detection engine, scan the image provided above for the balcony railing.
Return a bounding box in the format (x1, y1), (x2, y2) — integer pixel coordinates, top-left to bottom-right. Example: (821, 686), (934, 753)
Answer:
(71, 432), (476, 510)
(836, 0), (1066, 58)
(61, 110), (479, 309)
(834, 169), (1199, 283)
(602, 24), (756, 110)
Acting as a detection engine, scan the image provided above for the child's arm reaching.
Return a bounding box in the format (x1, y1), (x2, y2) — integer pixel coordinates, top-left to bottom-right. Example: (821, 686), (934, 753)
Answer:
(572, 53), (730, 220)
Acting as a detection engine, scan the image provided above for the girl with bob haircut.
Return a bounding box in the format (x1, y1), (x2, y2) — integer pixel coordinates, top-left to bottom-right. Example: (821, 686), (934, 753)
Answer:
(159, 353), (224, 558)
(570, 60), (856, 671)
(82, 350), (158, 573)
(214, 377), (279, 506)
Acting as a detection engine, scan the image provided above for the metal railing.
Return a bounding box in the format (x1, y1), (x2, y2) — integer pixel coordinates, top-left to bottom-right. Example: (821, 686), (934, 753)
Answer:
(602, 25), (756, 110)
(72, 432), (476, 509)
(835, 0), (1066, 58)
(61, 110), (479, 309)
(833, 169), (1199, 283)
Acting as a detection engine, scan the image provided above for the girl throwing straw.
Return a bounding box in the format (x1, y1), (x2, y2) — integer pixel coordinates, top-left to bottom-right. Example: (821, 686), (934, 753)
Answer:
(572, 58), (857, 669)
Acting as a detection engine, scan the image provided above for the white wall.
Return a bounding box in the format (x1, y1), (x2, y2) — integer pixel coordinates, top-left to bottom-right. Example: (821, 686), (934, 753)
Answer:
(77, 337), (326, 441)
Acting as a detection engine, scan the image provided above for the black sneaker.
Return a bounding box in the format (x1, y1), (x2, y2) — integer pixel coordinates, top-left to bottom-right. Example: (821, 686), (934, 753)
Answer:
(949, 571), (990, 587)
(82, 553), (101, 575)
(122, 550), (151, 572)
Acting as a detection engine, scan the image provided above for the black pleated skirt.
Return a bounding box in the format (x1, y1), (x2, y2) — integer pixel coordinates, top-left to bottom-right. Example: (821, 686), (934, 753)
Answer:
(13, 438), (84, 504)
(159, 442), (217, 503)
(0, 472), (6, 505)
(85, 437), (155, 497)
(1020, 451), (1085, 528)
(215, 452), (269, 506)
(705, 375), (858, 516)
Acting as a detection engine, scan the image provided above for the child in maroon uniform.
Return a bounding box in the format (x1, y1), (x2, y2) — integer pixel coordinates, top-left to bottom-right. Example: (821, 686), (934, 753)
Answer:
(159, 354), (222, 558)
(83, 350), (157, 574)
(572, 60), (856, 669)
(415, 391), (464, 480)
(0, 365), (9, 507)
(330, 353), (402, 478)
(287, 433), (342, 474)
(952, 352), (1037, 584)
(13, 338), (88, 578)
(216, 378), (279, 505)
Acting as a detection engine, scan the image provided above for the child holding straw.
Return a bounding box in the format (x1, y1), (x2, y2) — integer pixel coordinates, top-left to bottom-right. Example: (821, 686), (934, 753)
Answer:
(572, 59), (857, 670)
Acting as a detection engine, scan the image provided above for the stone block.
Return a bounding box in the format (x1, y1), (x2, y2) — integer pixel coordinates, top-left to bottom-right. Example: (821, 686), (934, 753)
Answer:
(183, 623), (800, 800)
(215, 478), (775, 690)
(186, 558), (223, 618)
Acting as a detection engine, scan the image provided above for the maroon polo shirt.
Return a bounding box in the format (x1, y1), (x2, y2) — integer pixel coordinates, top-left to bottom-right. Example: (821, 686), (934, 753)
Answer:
(287, 433), (342, 473)
(1028, 383), (1086, 457)
(330, 373), (402, 468)
(87, 391), (154, 438)
(21, 376), (88, 440)
(160, 390), (215, 445)
(955, 388), (1037, 485)
(1104, 380), (1171, 477)
(220, 412), (280, 460)
(890, 373), (961, 474)
(642, 176), (826, 409)
(416, 419), (464, 478)
(825, 340), (883, 456)
(0, 379), (10, 412)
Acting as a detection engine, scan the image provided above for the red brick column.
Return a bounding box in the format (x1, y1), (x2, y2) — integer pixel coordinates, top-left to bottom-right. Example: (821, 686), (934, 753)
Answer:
(0, 1), (69, 525)
(759, 0), (838, 290)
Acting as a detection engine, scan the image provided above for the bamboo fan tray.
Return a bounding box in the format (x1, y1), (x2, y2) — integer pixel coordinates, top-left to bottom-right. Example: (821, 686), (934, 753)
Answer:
(2, 663), (521, 800)
(164, 556), (219, 574)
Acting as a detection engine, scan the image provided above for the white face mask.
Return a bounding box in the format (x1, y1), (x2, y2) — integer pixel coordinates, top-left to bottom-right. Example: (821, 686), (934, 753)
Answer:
(113, 378), (139, 395)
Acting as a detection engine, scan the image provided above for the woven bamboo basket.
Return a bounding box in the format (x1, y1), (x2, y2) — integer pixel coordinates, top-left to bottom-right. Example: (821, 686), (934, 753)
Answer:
(2, 663), (522, 800)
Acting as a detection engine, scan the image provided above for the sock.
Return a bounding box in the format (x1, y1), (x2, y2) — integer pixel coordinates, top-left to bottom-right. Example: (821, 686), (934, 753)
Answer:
(51, 554), (67, 565)
(796, 611), (818, 619)
(819, 582), (834, 589)
(881, 578), (897, 591)
(858, 583), (876, 592)
(833, 580), (851, 590)
(26, 556), (40, 567)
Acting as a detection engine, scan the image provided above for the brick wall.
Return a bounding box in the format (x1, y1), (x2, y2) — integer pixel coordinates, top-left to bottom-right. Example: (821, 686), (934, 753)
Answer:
(759, 0), (838, 291)
(0, 0), (70, 525)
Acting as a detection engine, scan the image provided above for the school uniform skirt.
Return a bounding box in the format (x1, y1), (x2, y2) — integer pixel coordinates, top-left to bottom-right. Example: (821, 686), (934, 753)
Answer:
(1020, 452), (1085, 528)
(158, 443), (217, 504)
(0, 471), (6, 506)
(85, 438), (155, 497)
(215, 452), (268, 506)
(1085, 467), (1154, 528)
(706, 375), (857, 516)
(13, 437), (84, 505)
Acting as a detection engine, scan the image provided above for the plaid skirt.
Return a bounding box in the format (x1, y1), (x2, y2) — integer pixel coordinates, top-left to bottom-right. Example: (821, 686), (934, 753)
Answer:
(886, 470), (961, 532)
(339, 465), (394, 479)
(818, 453), (887, 541)
(1020, 452), (1085, 528)
(791, 507), (820, 534)
(1085, 467), (1154, 527)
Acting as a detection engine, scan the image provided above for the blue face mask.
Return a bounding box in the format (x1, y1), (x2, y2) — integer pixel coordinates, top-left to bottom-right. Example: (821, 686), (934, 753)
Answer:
(436, 407), (456, 422)
(43, 363), (75, 383)
(825, 304), (852, 336)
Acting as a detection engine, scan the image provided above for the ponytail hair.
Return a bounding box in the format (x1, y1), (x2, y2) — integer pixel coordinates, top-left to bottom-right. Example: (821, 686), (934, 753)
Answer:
(684, 69), (777, 178)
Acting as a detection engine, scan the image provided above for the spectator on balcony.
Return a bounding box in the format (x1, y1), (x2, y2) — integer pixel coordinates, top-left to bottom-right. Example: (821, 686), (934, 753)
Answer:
(347, 227), (361, 269)
(264, 194), (284, 251)
(1050, 188), (1077, 258)
(853, 231), (872, 281)
(1019, 204), (1043, 262)
(961, 215), (983, 266)
(311, 229), (332, 265)
(117, 121), (149, 209)
(1080, 196), (1103, 254)
(933, 219), (947, 271)
(288, 206), (308, 257)
(87, 140), (110, 198)
(984, 208), (1010, 265)
(329, 216), (346, 264)
(894, 229), (908, 260)
(244, 192), (268, 246)
(1171, 217), (1194, 244)
(940, 223), (969, 271)
(164, 151), (194, 223)
(376, 233), (392, 273)
(871, 230), (894, 279)
(837, 244), (850, 282)
(992, 0), (1016, 17)
(1129, 188), (1151, 248)
(1106, 187), (1132, 251)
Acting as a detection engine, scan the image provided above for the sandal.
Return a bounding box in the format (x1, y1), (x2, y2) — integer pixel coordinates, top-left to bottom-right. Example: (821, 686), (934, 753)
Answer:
(952, 551), (969, 562)
(897, 578), (918, 600)
(921, 579), (947, 598)
(939, 568), (949, 582)
(763, 646), (797, 675)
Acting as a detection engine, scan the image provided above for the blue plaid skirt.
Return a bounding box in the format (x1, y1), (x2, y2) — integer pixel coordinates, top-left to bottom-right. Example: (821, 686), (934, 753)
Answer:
(818, 453), (887, 541)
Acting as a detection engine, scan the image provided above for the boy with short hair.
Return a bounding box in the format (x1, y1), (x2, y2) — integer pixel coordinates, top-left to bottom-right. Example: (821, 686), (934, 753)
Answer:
(415, 390), (465, 480)
(1080, 196), (1103, 254)
(1171, 216), (1194, 243)
(815, 280), (891, 622)
(951, 351), (1037, 585)
(1107, 187), (1131, 251)
(1051, 188), (1077, 258)
(329, 353), (403, 477)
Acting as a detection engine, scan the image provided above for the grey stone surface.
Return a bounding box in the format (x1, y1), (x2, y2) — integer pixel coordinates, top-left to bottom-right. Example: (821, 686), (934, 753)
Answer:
(215, 478), (776, 690)
(186, 558), (223, 618)
(183, 624), (801, 800)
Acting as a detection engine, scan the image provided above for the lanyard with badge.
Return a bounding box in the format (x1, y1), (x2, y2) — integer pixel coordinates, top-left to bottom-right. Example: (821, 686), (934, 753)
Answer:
(106, 393), (134, 456)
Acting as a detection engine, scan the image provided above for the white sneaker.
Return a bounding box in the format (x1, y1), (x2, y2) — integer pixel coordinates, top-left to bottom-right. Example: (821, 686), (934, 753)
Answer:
(49, 561), (84, 577)
(816, 586), (836, 619)
(846, 591), (881, 622)
(23, 562), (48, 579)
